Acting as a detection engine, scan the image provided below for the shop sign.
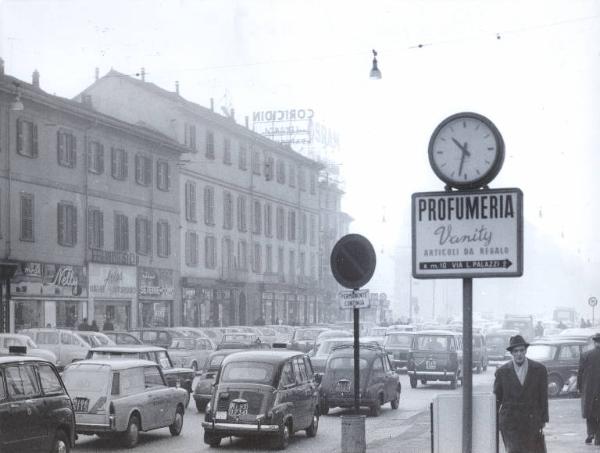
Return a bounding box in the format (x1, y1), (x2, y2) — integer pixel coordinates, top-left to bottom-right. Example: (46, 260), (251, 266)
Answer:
(138, 267), (174, 299)
(89, 263), (136, 298)
(11, 262), (88, 297)
(90, 248), (138, 266)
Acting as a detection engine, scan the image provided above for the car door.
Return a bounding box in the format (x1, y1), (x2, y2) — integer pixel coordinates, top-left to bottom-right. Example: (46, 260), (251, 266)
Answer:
(0, 366), (16, 451)
(304, 356), (319, 415)
(277, 360), (297, 422)
(370, 356), (386, 401)
(293, 357), (311, 428)
(36, 362), (70, 452)
(382, 354), (397, 401)
(556, 344), (580, 383)
(144, 365), (173, 428)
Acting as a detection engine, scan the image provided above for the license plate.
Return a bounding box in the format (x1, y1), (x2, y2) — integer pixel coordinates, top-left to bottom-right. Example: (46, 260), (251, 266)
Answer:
(426, 360), (436, 370)
(215, 411), (228, 420)
(74, 397), (89, 413)
(228, 399), (248, 417)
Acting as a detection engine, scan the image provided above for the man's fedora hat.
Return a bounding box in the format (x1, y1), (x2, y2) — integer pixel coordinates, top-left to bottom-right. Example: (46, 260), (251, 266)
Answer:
(506, 335), (530, 352)
(592, 332), (600, 342)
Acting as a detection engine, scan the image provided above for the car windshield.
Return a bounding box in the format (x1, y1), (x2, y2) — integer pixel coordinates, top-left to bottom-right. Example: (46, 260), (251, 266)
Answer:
(296, 330), (322, 341)
(220, 361), (274, 384)
(170, 338), (194, 349)
(526, 345), (557, 361)
(385, 334), (412, 347)
(328, 357), (368, 370)
(89, 351), (136, 359)
(414, 335), (452, 351)
(222, 334), (254, 343)
(315, 340), (353, 357)
(62, 364), (110, 395)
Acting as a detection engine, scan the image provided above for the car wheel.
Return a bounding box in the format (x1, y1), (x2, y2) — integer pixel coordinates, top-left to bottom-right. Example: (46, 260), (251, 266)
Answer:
(196, 400), (208, 413)
(370, 396), (382, 417)
(410, 376), (418, 389)
(169, 406), (184, 436)
(204, 432), (221, 448)
(390, 388), (400, 410)
(122, 414), (140, 448)
(548, 375), (563, 398)
(51, 429), (70, 453)
(320, 402), (330, 415)
(306, 411), (319, 437)
(272, 422), (290, 450)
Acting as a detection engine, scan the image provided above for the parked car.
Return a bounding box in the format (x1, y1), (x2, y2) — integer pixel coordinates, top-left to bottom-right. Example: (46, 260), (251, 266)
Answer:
(62, 359), (187, 448)
(407, 330), (463, 389)
(0, 333), (57, 364)
(216, 333), (272, 350)
(289, 327), (330, 352)
(76, 331), (115, 348)
(193, 349), (244, 412)
(168, 336), (216, 372)
(383, 331), (415, 372)
(202, 350), (320, 449)
(312, 329), (352, 350)
(386, 324), (417, 333)
(369, 326), (388, 337)
(472, 332), (489, 373)
(527, 339), (589, 397)
(486, 329), (519, 365)
(502, 314), (535, 341)
(20, 328), (93, 369)
(103, 331), (144, 345)
(129, 328), (187, 349)
(174, 327), (211, 339)
(0, 351), (76, 452)
(85, 345), (195, 401)
(320, 344), (400, 416)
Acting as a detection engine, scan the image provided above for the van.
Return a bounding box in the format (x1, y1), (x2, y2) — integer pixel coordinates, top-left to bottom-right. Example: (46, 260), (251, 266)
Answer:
(20, 329), (91, 369)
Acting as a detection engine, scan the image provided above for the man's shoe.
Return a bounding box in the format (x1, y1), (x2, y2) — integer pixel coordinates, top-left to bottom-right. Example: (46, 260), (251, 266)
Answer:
(585, 435), (593, 444)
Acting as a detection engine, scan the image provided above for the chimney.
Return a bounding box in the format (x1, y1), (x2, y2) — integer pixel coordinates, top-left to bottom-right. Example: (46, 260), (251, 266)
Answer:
(32, 69), (40, 88)
(95, 67), (99, 81)
(141, 67), (146, 81)
(175, 81), (179, 95)
(230, 108), (235, 121)
(0, 58), (4, 76)
(210, 98), (214, 111)
(245, 116), (249, 128)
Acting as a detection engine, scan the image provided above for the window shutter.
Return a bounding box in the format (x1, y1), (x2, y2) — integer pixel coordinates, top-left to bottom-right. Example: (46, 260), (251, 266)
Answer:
(122, 151), (128, 179)
(31, 124), (38, 157)
(71, 205), (78, 245)
(166, 223), (171, 256)
(185, 232), (191, 265)
(190, 183), (196, 221)
(98, 211), (104, 248)
(57, 204), (65, 245)
(71, 135), (77, 167)
(166, 163), (171, 190)
(135, 217), (141, 253)
(135, 155), (141, 183)
(98, 144), (105, 174)
(145, 158), (152, 185)
(21, 195), (33, 240)
(86, 146), (92, 171)
(87, 209), (93, 247)
(57, 131), (64, 163)
(111, 148), (117, 177)
(146, 220), (152, 255)
(16, 119), (23, 152)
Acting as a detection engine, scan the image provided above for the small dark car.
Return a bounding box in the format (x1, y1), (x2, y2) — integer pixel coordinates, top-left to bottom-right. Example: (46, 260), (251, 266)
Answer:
(319, 344), (401, 417)
(193, 349), (244, 412)
(383, 331), (415, 372)
(486, 329), (519, 365)
(527, 339), (589, 397)
(202, 350), (320, 449)
(0, 352), (76, 452)
(407, 330), (463, 389)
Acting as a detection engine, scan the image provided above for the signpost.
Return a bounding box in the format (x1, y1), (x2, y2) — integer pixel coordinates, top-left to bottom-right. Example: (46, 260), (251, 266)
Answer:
(589, 296), (598, 325)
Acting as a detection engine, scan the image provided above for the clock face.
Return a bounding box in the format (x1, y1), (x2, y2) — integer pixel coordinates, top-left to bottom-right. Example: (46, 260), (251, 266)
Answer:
(428, 113), (504, 189)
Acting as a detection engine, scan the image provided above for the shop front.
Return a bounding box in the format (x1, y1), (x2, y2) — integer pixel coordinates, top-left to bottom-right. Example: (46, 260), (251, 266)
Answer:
(10, 261), (88, 331)
(138, 267), (174, 327)
(88, 263), (136, 330)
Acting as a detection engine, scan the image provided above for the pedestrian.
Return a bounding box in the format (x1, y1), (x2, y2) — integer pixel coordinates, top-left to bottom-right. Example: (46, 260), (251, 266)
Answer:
(90, 320), (99, 332)
(494, 334), (548, 453)
(577, 332), (600, 444)
(534, 321), (544, 337)
(78, 317), (90, 331)
(103, 317), (114, 331)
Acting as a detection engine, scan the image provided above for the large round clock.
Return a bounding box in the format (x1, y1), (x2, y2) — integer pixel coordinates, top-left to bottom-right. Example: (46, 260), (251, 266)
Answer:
(428, 112), (505, 190)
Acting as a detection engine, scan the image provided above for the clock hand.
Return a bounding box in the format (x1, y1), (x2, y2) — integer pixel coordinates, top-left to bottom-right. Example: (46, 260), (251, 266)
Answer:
(451, 137), (472, 157)
(458, 150), (466, 176)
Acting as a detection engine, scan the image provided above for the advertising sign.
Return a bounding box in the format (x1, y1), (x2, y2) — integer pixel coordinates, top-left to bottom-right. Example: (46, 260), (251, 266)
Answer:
(89, 263), (137, 298)
(412, 188), (523, 279)
(338, 289), (370, 309)
(11, 262), (88, 298)
(138, 267), (174, 299)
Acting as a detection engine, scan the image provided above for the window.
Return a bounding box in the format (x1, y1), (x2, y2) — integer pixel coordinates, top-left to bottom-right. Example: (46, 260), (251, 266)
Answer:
(265, 244), (273, 273)
(264, 203), (273, 237)
(300, 212), (307, 244)
(16, 118), (38, 158)
(310, 215), (316, 246)
(185, 123), (197, 151)
(58, 202), (77, 247)
(157, 220), (171, 257)
(136, 216), (151, 255)
(276, 207), (285, 240)
(38, 363), (64, 395)
(252, 149), (261, 174)
(277, 247), (284, 275)
(185, 181), (197, 222)
(264, 156), (274, 181)
(114, 213), (129, 251)
(156, 160), (170, 191)
(223, 138), (232, 164)
(223, 191), (233, 229)
(111, 147), (128, 180)
(204, 186), (215, 225)
(237, 196), (247, 232)
(310, 173), (316, 194)
(144, 366), (165, 388)
(88, 141), (104, 174)
(289, 163), (296, 187)
(205, 235), (217, 269)
(56, 130), (77, 168)
(294, 357), (308, 383)
(223, 237), (234, 270)
(5, 365), (40, 398)
(279, 361), (294, 387)
(558, 345), (580, 360)
(289, 250), (296, 278)
(88, 208), (104, 248)
(186, 231), (199, 266)
(135, 154), (152, 186)
(20, 193), (34, 242)
(206, 131), (215, 159)
(252, 242), (262, 273)
(253, 200), (262, 234)
(310, 253), (316, 278)
(238, 240), (248, 270)
(239, 144), (247, 170)
(299, 166), (306, 191)
(276, 159), (286, 184)
(299, 251), (306, 276)
(288, 210), (296, 241)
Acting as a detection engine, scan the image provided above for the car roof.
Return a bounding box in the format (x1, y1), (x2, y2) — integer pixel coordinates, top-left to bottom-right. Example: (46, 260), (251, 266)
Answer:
(0, 355), (52, 365)
(222, 350), (304, 365)
(329, 344), (385, 357)
(90, 345), (166, 352)
(414, 330), (459, 336)
(386, 331), (415, 335)
(531, 339), (588, 345)
(0, 333), (31, 340)
(66, 359), (158, 369)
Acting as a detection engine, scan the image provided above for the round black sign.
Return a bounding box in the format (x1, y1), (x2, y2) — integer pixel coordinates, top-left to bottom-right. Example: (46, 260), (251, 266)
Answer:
(330, 234), (376, 289)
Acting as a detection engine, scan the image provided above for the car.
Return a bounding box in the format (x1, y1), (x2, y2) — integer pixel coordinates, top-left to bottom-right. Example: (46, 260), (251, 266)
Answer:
(193, 349), (245, 412)
(407, 330), (463, 389)
(557, 327), (599, 341)
(168, 336), (216, 373)
(319, 344), (400, 417)
(264, 325), (295, 342)
(102, 331), (145, 345)
(0, 333), (58, 364)
(62, 359), (187, 448)
(129, 328), (187, 349)
(502, 315), (535, 341)
(202, 350), (320, 449)
(19, 328), (95, 369)
(254, 327), (279, 345)
(216, 333), (272, 350)
(308, 337), (355, 374)
(312, 329), (352, 350)
(85, 345), (195, 402)
(173, 327), (211, 339)
(289, 327), (330, 352)
(369, 326), (388, 337)
(472, 332), (489, 373)
(485, 329), (519, 365)
(0, 350), (76, 452)
(76, 331), (115, 348)
(383, 331), (415, 372)
(527, 339), (589, 397)
(386, 324), (417, 333)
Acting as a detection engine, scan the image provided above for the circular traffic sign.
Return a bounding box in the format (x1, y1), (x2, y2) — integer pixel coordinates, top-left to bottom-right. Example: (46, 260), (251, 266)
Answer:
(330, 234), (376, 289)
(589, 297), (598, 307)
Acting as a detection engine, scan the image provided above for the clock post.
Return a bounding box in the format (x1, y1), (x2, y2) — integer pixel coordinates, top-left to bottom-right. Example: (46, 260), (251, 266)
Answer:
(413, 112), (523, 453)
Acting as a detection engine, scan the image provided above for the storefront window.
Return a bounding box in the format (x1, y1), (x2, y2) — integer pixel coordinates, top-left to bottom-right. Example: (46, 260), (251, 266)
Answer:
(140, 301), (171, 327)
(94, 301), (130, 331)
(14, 300), (44, 331)
(56, 301), (85, 329)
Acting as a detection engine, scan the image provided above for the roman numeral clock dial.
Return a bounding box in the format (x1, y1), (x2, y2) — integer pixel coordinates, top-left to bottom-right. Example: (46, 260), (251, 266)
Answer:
(428, 112), (505, 190)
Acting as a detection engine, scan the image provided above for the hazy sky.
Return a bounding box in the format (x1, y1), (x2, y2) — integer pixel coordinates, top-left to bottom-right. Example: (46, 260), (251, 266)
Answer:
(2, 0), (599, 317)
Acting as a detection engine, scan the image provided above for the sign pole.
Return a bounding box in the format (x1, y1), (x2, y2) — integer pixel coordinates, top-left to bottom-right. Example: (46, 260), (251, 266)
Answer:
(462, 277), (473, 453)
(594, 306), (595, 327)
(353, 301), (360, 415)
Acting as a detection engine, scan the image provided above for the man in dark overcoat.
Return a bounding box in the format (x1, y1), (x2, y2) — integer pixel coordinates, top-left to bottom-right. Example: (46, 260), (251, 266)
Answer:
(577, 332), (600, 444)
(494, 335), (548, 453)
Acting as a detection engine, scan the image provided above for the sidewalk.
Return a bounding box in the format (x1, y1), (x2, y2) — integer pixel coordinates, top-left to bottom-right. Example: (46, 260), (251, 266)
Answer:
(365, 397), (588, 453)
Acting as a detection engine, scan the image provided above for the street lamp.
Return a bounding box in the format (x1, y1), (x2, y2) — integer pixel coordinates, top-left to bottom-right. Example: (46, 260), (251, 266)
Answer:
(369, 50), (382, 79)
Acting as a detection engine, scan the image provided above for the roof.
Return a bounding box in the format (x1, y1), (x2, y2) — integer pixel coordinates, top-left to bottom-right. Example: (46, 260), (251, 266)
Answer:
(0, 355), (52, 365)
(530, 339), (588, 346)
(90, 345), (166, 353)
(65, 359), (158, 370)
(222, 350), (304, 365)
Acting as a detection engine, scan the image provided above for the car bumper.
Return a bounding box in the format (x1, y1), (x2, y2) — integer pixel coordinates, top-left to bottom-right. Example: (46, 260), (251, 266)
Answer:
(202, 421), (279, 434)
(194, 393), (211, 403)
(408, 370), (457, 381)
(76, 423), (114, 434)
(322, 395), (375, 408)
